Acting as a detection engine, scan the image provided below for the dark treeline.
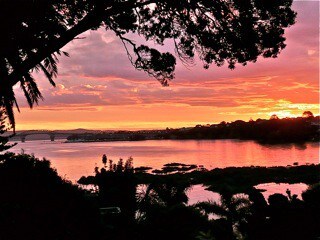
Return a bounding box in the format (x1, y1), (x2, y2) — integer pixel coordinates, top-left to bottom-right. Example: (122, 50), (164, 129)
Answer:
(159, 113), (319, 144)
(0, 153), (319, 240)
(67, 112), (319, 144)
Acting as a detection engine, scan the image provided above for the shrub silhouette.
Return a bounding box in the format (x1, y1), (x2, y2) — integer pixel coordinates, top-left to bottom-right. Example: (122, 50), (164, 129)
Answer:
(0, 153), (100, 240)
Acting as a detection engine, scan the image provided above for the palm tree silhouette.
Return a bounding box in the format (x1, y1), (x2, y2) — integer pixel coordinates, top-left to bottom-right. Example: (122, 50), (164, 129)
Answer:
(195, 192), (252, 240)
(136, 181), (191, 221)
(1, 53), (59, 129)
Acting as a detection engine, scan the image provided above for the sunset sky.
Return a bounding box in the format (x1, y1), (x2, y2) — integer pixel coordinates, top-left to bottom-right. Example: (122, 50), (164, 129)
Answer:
(14, 1), (319, 130)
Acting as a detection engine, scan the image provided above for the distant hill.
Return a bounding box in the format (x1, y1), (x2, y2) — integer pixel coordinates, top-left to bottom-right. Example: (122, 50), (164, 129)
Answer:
(5, 113), (320, 143)
(66, 115), (320, 144)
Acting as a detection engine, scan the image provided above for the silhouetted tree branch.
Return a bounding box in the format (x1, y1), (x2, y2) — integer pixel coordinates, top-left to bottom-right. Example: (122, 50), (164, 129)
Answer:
(0, 0), (296, 127)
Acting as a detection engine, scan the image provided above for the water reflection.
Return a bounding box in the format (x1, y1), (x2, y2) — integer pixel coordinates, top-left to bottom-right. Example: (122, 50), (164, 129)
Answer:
(9, 139), (319, 182)
(254, 183), (309, 200)
(187, 184), (220, 205)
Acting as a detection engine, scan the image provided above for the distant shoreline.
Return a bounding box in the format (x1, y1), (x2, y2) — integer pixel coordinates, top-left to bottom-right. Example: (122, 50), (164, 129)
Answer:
(65, 116), (320, 144)
(9, 115), (320, 144)
(64, 137), (319, 145)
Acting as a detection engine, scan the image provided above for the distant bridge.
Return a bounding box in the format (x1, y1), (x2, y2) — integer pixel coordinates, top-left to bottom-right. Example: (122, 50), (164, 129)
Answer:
(14, 130), (70, 142)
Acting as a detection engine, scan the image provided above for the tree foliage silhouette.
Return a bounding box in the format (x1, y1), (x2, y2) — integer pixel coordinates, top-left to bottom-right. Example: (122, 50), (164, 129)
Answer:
(0, 0), (296, 126)
(302, 111), (314, 118)
(0, 153), (101, 240)
(0, 109), (15, 152)
(196, 193), (252, 239)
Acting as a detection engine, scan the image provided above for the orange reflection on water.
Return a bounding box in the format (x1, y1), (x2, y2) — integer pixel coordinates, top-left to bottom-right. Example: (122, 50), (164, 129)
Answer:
(9, 139), (320, 182)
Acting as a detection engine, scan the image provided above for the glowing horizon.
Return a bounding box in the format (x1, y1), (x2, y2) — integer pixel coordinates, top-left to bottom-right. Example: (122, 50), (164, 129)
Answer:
(14, 110), (319, 131)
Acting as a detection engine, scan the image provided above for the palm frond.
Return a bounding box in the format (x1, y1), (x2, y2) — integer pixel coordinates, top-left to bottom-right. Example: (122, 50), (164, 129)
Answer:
(14, 99), (20, 113)
(195, 201), (228, 217)
(20, 74), (44, 108)
(62, 51), (70, 57)
(231, 195), (252, 210)
(43, 54), (58, 78)
(38, 63), (56, 87)
(4, 98), (15, 132)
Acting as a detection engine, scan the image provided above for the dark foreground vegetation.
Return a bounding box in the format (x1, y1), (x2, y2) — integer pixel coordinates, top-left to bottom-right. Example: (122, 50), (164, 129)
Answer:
(67, 112), (319, 144)
(0, 152), (319, 240)
(0, 153), (101, 240)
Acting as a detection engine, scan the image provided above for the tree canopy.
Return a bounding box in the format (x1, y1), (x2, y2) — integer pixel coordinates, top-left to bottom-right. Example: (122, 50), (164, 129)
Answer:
(0, 0), (296, 127)
(302, 111), (314, 118)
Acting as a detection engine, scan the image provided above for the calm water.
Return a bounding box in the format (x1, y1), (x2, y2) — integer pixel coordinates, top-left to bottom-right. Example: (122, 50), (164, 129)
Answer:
(255, 182), (309, 200)
(187, 185), (221, 205)
(187, 183), (309, 207)
(9, 139), (319, 182)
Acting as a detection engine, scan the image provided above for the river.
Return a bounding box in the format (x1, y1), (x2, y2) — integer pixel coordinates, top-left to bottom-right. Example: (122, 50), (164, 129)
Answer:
(9, 139), (319, 182)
